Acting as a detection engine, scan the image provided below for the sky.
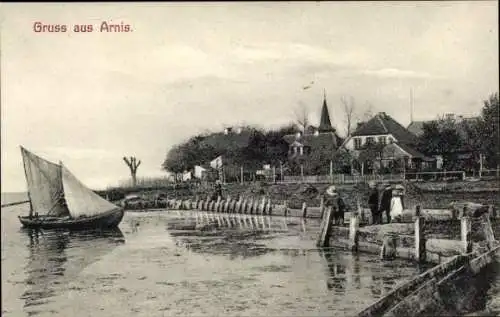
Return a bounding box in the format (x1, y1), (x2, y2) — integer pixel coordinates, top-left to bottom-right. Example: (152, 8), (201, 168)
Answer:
(1, 2), (498, 192)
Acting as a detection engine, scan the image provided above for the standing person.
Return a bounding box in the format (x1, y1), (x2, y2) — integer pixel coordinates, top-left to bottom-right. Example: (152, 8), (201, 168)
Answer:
(325, 185), (347, 225)
(390, 184), (405, 222)
(380, 183), (393, 223)
(367, 181), (380, 224)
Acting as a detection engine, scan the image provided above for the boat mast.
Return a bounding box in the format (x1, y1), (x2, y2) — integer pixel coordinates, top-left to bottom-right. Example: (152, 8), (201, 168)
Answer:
(20, 146), (34, 217)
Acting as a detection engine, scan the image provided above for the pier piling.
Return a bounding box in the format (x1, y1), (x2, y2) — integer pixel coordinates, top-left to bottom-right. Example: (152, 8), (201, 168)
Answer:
(415, 215), (426, 263)
(301, 202), (308, 218)
(349, 214), (360, 252)
(461, 217), (472, 254)
(317, 206), (334, 247)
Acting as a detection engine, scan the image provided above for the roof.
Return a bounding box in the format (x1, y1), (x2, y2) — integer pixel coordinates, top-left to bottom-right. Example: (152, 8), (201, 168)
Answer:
(202, 129), (253, 150)
(352, 112), (417, 144)
(407, 116), (480, 139)
(394, 142), (428, 159)
(283, 132), (343, 149)
(318, 96), (335, 133)
(407, 121), (426, 136)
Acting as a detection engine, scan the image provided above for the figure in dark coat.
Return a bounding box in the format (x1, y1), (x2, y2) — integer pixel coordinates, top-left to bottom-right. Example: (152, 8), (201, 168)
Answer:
(368, 182), (380, 224)
(324, 185), (347, 225)
(379, 184), (393, 223)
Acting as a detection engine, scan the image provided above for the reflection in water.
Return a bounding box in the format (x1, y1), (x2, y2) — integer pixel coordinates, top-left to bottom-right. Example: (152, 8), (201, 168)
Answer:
(20, 228), (124, 312)
(320, 249), (347, 294)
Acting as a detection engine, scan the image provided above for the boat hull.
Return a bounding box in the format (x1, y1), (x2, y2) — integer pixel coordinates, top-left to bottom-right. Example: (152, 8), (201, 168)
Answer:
(18, 208), (125, 230)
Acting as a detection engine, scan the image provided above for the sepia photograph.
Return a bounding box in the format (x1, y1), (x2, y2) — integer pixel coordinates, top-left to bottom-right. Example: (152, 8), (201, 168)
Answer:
(1, 2), (499, 316)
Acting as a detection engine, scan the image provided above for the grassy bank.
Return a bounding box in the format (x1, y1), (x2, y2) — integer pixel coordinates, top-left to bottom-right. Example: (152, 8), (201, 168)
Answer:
(98, 180), (500, 212)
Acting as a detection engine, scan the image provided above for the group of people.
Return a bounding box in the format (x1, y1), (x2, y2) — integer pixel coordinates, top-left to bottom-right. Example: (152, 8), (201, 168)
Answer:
(368, 182), (405, 224)
(323, 182), (406, 225)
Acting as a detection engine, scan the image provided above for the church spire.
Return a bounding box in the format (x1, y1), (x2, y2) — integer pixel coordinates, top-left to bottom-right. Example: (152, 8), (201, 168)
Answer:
(318, 90), (335, 133)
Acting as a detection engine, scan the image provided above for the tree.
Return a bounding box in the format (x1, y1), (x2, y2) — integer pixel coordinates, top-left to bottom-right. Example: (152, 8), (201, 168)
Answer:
(294, 102), (310, 133)
(123, 156), (141, 187)
(416, 120), (464, 170)
(341, 95), (355, 137)
(476, 92), (499, 168)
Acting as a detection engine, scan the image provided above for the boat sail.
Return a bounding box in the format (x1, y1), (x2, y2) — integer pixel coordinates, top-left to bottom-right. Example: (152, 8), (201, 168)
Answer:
(21, 146), (69, 217)
(19, 146), (124, 229)
(61, 164), (118, 218)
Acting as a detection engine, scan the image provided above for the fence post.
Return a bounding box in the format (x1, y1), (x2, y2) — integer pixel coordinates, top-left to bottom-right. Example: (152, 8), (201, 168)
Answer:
(415, 216), (426, 263)
(267, 198), (272, 215)
(302, 201), (308, 218)
(349, 214), (360, 252)
(490, 205), (497, 219)
(284, 200), (288, 217)
(461, 217), (472, 254)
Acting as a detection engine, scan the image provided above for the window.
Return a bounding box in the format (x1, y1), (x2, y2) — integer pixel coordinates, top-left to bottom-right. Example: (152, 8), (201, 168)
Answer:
(366, 137), (375, 145)
(378, 136), (387, 145)
(388, 137), (394, 144)
(353, 138), (362, 150)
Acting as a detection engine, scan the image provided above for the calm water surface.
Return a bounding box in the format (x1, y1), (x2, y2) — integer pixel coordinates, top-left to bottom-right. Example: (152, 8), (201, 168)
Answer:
(1, 193), (497, 316)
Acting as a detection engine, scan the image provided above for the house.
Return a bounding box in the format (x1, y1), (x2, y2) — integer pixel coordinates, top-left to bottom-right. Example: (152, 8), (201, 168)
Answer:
(182, 170), (192, 181)
(283, 94), (343, 158)
(193, 165), (207, 179)
(342, 112), (432, 174)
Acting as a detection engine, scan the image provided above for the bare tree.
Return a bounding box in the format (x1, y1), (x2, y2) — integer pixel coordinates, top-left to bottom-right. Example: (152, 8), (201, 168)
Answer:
(123, 156), (141, 187)
(294, 101), (309, 133)
(341, 95), (356, 137)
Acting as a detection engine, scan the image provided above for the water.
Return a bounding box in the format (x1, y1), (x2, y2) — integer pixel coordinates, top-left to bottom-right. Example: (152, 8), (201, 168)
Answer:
(1, 193), (498, 316)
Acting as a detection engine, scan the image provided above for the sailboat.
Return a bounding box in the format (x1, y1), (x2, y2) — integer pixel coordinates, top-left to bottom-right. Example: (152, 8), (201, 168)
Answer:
(18, 146), (124, 229)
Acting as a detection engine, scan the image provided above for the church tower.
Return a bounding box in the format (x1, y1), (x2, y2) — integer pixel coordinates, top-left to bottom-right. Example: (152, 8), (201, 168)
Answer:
(317, 89), (335, 133)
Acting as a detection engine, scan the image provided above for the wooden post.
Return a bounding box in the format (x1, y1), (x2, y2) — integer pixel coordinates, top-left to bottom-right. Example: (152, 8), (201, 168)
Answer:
(451, 205), (458, 220)
(319, 197), (325, 219)
(414, 216), (426, 263)
(284, 200), (288, 217)
(349, 214), (360, 252)
(230, 199), (237, 213)
(482, 212), (497, 249)
(317, 206), (334, 247)
(415, 205), (421, 217)
(330, 160), (333, 183)
(301, 164), (304, 181)
(490, 205), (497, 219)
(241, 166), (244, 184)
(273, 166), (276, 183)
(461, 217), (472, 254)
(301, 201), (307, 218)
(243, 198), (249, 214)
(224, 198), (231, 213)
(235, 198), (241, 214)
(479, 153), (483, 178)
(462, 205), (468, 218)
(259, 197), (266, 215)
(247, 198), (253, 214)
